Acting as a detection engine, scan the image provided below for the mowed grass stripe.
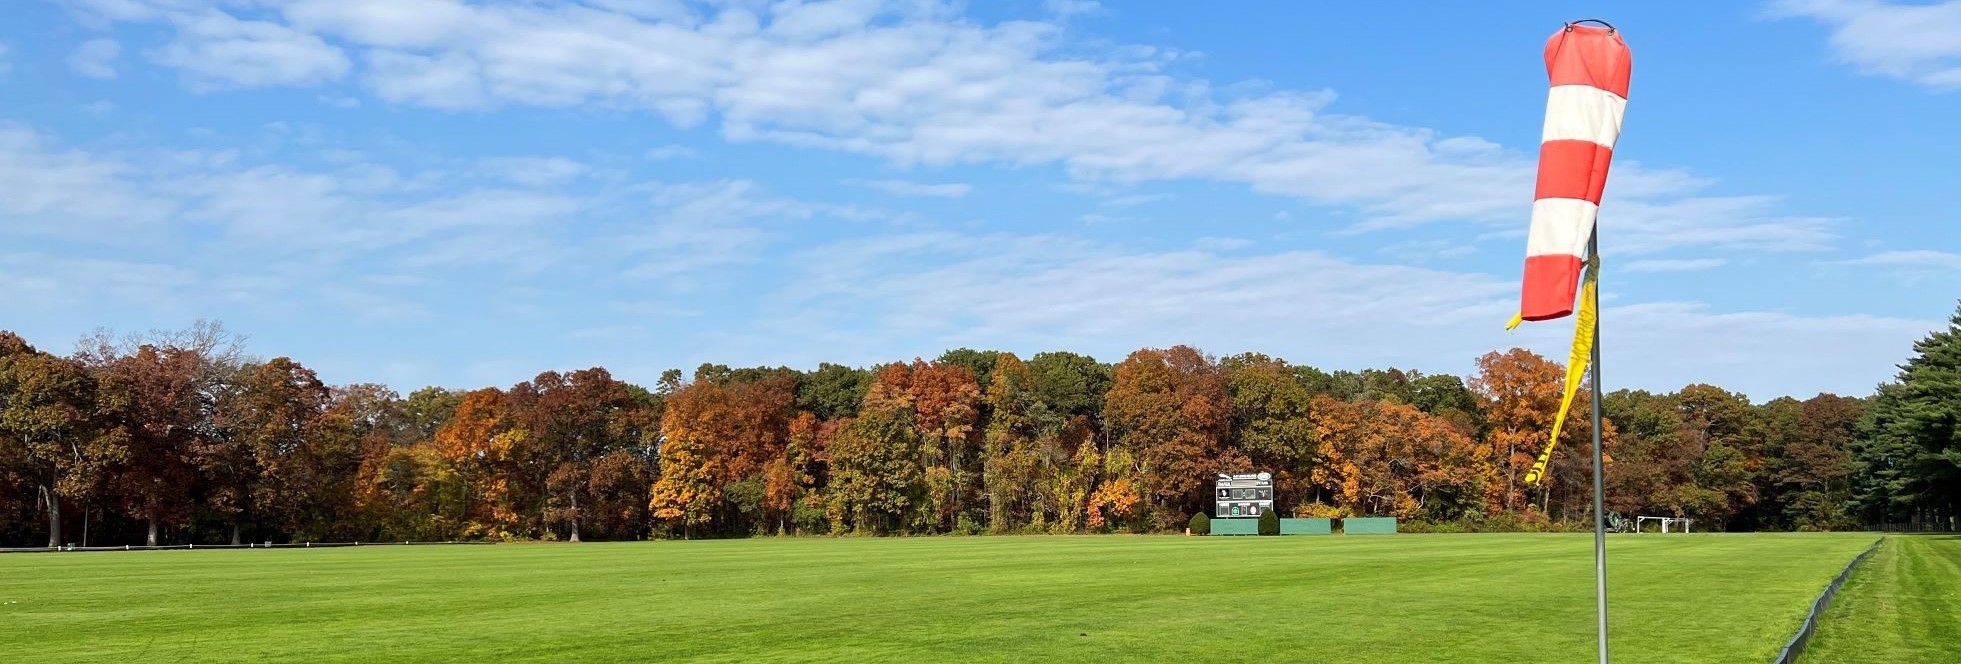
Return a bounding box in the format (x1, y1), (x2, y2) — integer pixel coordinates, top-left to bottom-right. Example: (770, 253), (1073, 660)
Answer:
(1, 533), (1874, 663)
(1802, 535), (1961, 663)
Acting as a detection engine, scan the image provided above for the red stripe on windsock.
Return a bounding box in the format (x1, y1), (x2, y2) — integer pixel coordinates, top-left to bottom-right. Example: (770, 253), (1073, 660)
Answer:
(1519, 23), (1630, 322)
(1521, 254), (1585, 321)
(1545, 25), (1631, 98)
(1534, 140), (1615, 204)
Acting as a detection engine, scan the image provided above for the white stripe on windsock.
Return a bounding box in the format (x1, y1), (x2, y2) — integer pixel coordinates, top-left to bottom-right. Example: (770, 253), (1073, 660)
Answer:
(1540, 85), (1627, 148)
(1525, 198), (1600, 258)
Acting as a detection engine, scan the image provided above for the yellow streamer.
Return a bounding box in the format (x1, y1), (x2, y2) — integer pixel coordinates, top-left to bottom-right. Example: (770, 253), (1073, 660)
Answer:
(1524, 255), (1599, 485)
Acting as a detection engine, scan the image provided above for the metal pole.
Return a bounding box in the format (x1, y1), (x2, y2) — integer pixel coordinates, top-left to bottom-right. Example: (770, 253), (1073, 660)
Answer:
(1588, 231), (1609, 664)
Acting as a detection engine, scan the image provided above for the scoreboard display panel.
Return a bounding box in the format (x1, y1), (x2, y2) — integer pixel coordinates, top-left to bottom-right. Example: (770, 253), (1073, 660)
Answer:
(1214, 472), (1273, 518)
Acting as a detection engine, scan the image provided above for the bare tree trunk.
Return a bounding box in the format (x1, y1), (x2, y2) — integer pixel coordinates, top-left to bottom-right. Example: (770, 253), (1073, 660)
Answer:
(41, 484), (62, 548)
(570, 491), (581, 543)
(147, 518), (159, 547)
(230, 523), (241, 546)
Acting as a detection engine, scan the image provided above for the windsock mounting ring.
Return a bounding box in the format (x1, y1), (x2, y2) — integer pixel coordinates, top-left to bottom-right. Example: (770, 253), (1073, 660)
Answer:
(1566, 18), (1617, 34)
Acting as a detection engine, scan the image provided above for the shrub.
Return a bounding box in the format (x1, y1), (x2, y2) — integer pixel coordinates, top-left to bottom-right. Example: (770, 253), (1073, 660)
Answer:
(1257, 509), (1280, 536)
(1188, 512), (1211, 536)
(1292, 501), (1347, 519)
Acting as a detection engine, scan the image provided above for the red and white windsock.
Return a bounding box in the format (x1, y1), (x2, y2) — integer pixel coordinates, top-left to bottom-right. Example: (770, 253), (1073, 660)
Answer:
(1519, 23), (1631, 322)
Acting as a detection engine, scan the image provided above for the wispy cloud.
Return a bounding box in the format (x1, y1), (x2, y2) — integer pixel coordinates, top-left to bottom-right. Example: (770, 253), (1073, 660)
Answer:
(1772, 0), (1961, 91)
(479, 156), (592, 188)
(1827, 249), (1961, 269)
(71, 0), (1818, 242)
(843, 178), (973, 198)
(68, 39), (122, 78)
(1624, 258), (1726, 273)
(1044, 0), (1102, 19)
(1099, 193), (1171, 208)
(150, 10), (352, 89)
(768, 228), (1934, 396)
(644, 145), (698, 160)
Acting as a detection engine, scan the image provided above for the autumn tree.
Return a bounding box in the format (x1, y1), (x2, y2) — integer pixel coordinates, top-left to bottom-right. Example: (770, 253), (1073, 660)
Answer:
(981, 353), (1042, 531)
(1761, 394), (1863, 530)
(214, 357), (338, 543)
(1103, 346), (1235, 527)
(1472, 349), (1568, 513)
(1309, 397), (1493, 519)
(511, 368), (648, 541)
(0, 333), (122, 547)
(93, 345), (207, 546)
(433, 388), (524, 537)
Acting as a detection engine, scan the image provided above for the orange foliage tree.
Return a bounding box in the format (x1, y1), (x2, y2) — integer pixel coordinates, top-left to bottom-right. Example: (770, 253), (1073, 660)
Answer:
(1102, 346), (1237, 528)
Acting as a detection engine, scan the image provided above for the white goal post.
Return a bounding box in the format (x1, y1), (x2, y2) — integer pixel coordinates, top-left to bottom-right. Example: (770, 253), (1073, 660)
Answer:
(1634, 516), (1693, 533)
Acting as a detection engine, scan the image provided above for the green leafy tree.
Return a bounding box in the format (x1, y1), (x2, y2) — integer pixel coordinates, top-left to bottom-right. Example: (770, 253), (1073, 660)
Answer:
(1852, 303), (1961, 524)
(1026, 351), (1111, 424)
(797, 363), (872, 421)
(1220, 353), (1316, 508)
(826, 408), (924, 534)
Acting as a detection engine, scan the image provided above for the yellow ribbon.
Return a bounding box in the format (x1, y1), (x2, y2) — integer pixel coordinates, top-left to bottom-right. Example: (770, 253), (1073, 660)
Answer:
(1524, 254), (1599, 485)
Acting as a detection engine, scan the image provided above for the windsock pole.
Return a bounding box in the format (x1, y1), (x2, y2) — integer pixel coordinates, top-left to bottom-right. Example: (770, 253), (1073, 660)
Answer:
(1588, 230), (1608, 664)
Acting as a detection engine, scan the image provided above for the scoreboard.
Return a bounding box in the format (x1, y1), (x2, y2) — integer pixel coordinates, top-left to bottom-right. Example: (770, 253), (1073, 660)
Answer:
(1214, 472), (1273, 518)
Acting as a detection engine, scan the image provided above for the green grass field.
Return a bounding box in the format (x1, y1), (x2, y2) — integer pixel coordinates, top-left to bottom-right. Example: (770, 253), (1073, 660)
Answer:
(0, 534), (1883, 663)
(1802, 535), (1960, 663)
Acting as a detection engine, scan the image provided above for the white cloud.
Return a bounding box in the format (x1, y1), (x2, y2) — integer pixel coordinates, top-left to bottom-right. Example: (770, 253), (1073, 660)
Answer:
(364, 50), (486, 109)
(152, 10), (352, 88)
(1829, 249), (1961, 269)
(765, 229), (1934, 397)
(1099, 193), (1170, 208)
(480, 156), (590, 188)
(1193, 236), (1250, 252)
(1044, 0), (1101, 19)
(1624, 258), (1726, 273)
(843, 178), (972, 197)
(0, 124), (179, 239)
(618, 179), (837, 281)
(69, 0), (1816, 246)
(1603, 191), (1838, 255)
(644, 145), (698, 160)
(68, 38), (122, 78)
(1380, 239), (1477, 263)
(0, 252), (200, 311)
(1773, 0), (1961, 91)
(1601, 302), (1935, 398)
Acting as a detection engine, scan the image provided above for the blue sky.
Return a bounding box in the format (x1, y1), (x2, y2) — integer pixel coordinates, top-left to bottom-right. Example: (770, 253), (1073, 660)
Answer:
(2, 0), (1956, 400)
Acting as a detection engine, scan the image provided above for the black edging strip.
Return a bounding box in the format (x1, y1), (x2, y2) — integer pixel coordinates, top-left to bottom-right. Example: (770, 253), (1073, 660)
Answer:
(1772, 536), (1884, 664)
(0, 541), (496, 554)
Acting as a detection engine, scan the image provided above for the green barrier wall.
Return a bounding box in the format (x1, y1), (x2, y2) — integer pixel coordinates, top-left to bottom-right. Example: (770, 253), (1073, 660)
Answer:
(1211, 518), (1259, 535)
(1342, 517), (1398, 534)
(1280, 518), (1332, 535)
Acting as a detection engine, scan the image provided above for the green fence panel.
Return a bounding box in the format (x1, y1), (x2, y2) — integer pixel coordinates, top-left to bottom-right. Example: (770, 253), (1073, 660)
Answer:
(1211, 518), (1259, 535)
(1279, 518), (1332, 535)
(1342, 517), (1398, 534)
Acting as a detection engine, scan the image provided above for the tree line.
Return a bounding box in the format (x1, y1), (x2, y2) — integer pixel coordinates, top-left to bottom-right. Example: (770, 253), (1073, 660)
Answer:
(2, 305), (1956, 546)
